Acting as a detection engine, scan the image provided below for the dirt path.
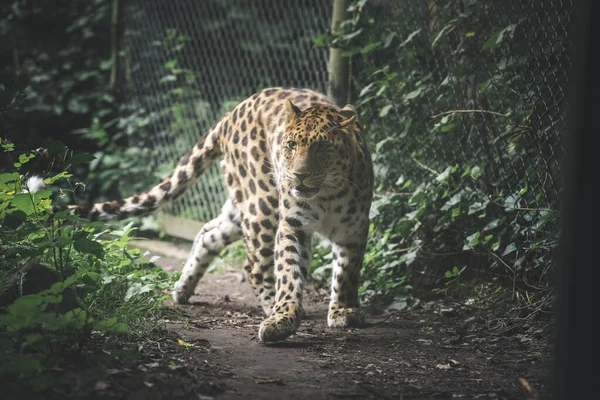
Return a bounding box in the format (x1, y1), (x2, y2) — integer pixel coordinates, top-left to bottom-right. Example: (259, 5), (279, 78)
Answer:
(120, 239), (550, 400)
(35, 240), (550, 400)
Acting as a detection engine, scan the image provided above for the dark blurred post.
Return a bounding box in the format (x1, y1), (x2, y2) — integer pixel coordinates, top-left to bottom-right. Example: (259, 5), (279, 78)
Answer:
(109, 0), (120, 89)
(328, 0), (351, 106)
(553, 0), (600, 398)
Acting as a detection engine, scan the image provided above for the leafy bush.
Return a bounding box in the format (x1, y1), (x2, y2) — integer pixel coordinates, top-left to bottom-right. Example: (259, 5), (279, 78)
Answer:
(324, 0), (565, 306)
(0, 141), (176, 383)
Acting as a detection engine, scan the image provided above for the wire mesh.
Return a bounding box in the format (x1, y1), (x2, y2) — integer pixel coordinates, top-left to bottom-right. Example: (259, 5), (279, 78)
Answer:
(120, 0), (571, 257)
(381, 0), (568, 206)
(361, 1), (569, 216)
(121, 0), (331, 222)
(347, 0), (571, 283)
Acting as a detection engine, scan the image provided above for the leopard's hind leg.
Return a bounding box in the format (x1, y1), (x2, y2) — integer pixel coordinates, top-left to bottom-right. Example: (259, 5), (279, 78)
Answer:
(172, 198), (242, 303)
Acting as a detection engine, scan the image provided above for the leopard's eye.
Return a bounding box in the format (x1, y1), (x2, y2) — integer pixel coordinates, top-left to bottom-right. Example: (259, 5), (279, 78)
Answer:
(287, 141), (298, 150)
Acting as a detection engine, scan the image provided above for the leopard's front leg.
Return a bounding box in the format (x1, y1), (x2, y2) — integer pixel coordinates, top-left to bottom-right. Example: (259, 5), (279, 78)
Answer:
(327, 224), (369, 329)
(258, 220), (310, 342)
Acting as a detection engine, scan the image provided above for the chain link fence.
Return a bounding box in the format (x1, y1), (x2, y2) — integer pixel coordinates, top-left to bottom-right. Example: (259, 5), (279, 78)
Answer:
(119, 0), (570, 286)
(380, 0), (570, 209)
(348, 0), (571, 287)
(121, 0), (331, 222)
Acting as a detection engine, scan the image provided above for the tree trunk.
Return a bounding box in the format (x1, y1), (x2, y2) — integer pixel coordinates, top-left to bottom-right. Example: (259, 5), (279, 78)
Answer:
(327, 0), (352, 107)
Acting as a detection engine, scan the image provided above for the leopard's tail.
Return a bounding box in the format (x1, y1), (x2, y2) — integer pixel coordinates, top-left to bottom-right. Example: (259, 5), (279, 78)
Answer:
(72, 120), (225, 221)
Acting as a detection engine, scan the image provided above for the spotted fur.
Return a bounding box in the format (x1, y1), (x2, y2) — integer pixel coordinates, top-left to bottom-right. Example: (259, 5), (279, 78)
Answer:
(73, 87), (374, 342)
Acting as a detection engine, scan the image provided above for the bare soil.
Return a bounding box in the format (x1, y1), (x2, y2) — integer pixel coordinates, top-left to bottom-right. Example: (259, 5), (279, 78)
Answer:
(10, 240), (553, 399)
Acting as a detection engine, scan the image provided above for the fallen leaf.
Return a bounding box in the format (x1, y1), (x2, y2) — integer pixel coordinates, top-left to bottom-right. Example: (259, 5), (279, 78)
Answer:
(519, 377), (538, 397)
(178, 339), (195, 347)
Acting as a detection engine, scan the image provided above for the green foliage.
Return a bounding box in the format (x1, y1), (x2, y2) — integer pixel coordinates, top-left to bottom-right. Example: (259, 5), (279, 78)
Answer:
(331, 0), (564, 304)
(0, 0), (165, 208)
(0, 144), (176, 383)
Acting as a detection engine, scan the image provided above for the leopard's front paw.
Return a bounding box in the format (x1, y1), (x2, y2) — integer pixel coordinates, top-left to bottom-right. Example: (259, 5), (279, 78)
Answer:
(171, 277), (196, 304)
(327, 307), (365, 328)
(258, 303), (302, 342)
(171, 288), (192, 304)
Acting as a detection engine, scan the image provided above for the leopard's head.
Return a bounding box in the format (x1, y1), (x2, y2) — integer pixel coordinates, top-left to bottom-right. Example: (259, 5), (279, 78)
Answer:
(278, 101), (359, 199)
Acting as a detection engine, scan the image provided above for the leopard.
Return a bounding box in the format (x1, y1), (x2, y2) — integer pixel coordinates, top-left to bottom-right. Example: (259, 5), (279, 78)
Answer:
(72, 87), (374, 343)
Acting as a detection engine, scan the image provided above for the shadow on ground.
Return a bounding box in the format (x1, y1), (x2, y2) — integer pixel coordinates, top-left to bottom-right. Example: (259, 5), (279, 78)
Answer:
(11, 239), (551, 399)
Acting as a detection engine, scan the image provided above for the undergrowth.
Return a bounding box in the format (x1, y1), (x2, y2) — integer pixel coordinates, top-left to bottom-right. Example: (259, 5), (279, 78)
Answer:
(0, 141), (177, 391)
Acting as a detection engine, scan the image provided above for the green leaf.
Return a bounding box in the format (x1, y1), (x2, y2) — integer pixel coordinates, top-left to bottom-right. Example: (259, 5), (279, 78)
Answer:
(483, 218), (501, 231)
(379, 104), (393, 117)
(2, 210), (27, 228)
(44, 171), (72, 185)
(56, 235), (73, 247)
(312, 33), (328, 47)
(2, 142), (15, 152)
(164, 59), (178, 69)
(6, 294), (45, 318)
(382, 32), (396, 48)
(359, 82), (376, 97)
(491, 239), (501, 251)
(67, 98), (90, 113)
(482, 31), (501, 50)
(463, 232), (481, 250)
(439, 122), (455, 132)
(404, 87), (422, 101)
(468, 199), (488, 215)
(159, 75), (177, 83)
(14, 153), (35, 168)
(432, 22), (456, 47)
(33, 188), (52, 200)
(100, 59), (113, 70)
(11, 194), (35, 215)
(399, 29), (422, 48)
(435, 166), (452, 182)
(340, 28), (363, 42)
(502, 242), (517, 256)
(518, 184), (528, 196)
(75, 71), (99, 81)
(0, 172), (20, 186)
(482, 24), (517, 50)
(470, 166), (482, 179)
(73, 237), (104, 258)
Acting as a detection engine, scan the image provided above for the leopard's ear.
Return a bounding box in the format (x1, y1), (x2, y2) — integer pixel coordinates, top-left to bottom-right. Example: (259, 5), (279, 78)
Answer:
(338, 104), (357, 127)
(286, 100), (302, 124)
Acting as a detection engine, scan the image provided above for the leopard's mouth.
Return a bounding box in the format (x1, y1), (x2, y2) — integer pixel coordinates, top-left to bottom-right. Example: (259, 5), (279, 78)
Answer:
(292, 183), (320, 197)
